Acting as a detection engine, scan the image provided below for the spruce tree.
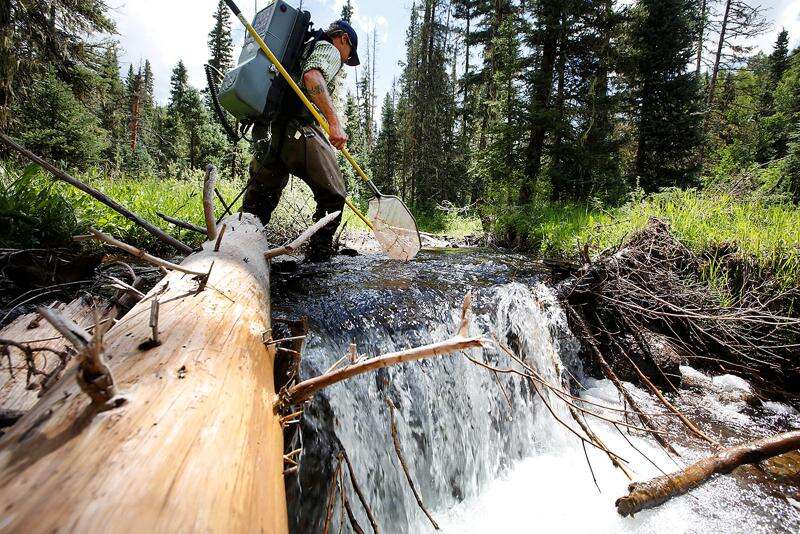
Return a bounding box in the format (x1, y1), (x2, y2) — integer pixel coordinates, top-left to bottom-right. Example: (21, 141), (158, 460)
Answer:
(169, 61), (190, 115)
(769, 29), (790, 85)
(629, 0), (702, 191)
(208, 1), (234, 81)
(97, 44), (127, 166)
(15, 71), (109, 168)
(373, 93), (399, 194)
(340, 0), (354, 22)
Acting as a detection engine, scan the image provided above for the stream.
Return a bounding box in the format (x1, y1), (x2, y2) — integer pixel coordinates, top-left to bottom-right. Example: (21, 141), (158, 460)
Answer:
(272, 249), (800, 534)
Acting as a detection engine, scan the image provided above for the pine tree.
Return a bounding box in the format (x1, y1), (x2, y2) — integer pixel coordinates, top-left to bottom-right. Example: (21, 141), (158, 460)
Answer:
(396, 0), (459, 206)
(15, 71), (109, 168)
(0, 0), (115, 128)
(97, 44), (127, 168)
(169, 61), (190, 115)
(472, 11), (525, 210)
(519, 0), (565, 204)
(630, 0), (703, 191)
(340, 0), (354, 22)
(768, 29), (790, 85)
(373, 92), (399, 194)
(208, 1), (234, 81)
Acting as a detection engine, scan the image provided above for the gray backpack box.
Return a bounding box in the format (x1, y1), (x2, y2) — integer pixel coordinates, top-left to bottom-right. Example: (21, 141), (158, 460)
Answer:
(219, 1), (310, 121)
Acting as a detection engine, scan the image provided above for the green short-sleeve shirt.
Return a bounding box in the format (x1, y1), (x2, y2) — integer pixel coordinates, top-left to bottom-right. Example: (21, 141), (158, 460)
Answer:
(301, 41), (343, 94)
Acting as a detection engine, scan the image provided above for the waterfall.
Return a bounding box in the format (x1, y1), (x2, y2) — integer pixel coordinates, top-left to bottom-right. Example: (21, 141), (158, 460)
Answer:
(276, 252), (800, 534)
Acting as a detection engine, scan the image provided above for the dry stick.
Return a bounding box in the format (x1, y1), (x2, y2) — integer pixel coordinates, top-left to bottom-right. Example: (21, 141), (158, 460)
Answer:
(149, 300), (160, 345)
(340, 448), (381, 534)
(323, 458), (344, 534)
(0, 132), (192, 254)
(87, 228), (206, 277)
(611, 336), (719, 448)
(622, 317), (679, 394)
(214, 223), (228, 252)
(616, 430), (800, 517)
(203, 164), (218, 241)
(569, 405), (634, 480)
(567, 306), (679, 456)
(157, 212), (207, 235)
(38, 307), (117, 405)
(282, 293), (488, 406)
(104, 275), (145, 299)
(386, 399), (440, 531)
(338, 457), (366, 534)
(214, 188), (233, 216)
(264, 211), (342, 260)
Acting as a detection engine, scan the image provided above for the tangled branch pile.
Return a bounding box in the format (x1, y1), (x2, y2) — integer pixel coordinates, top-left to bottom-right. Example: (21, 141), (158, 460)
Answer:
(558, 217), (800, 397)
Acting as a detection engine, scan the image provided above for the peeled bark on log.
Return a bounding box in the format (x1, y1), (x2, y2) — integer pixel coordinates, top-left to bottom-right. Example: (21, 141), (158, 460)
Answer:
(0, 214), (288, 533)
(616, 430), (800, 517)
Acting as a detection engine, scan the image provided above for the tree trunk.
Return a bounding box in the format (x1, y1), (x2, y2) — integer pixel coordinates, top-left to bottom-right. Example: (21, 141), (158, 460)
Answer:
(0, 214), (288, 533)
(696, 0), (707, 74)
(519, 3), (560, 204)
(616, 430), (800, 517)
(707, 0), (731, 109)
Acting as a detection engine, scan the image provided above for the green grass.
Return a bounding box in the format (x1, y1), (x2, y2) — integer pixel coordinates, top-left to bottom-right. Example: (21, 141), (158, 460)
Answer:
(1, 164), (246, 252)
(4, 162), (798, 288)
(494, 189), (800, 288)
(413, 209), (483, 238)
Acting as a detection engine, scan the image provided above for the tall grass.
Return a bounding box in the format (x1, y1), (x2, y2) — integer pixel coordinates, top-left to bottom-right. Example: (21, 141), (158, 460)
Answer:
(495, 189), (800, 287)
(1, 164), (246, 252)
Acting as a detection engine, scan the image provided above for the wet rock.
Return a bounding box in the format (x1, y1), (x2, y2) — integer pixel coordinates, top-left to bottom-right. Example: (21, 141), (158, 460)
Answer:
(680, 365), (759, 405)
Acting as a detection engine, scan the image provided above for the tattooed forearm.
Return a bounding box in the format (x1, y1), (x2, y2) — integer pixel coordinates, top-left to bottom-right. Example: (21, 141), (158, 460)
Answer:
(306, 83), (327, 97)
(303, 69), (341, 131)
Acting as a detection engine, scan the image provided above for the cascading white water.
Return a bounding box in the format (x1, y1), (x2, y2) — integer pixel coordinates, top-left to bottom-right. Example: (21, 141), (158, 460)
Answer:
(277, 251), (799, 534)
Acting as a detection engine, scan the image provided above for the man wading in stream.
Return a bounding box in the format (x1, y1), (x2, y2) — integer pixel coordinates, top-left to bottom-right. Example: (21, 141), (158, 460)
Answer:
(242, 20), (360, 263)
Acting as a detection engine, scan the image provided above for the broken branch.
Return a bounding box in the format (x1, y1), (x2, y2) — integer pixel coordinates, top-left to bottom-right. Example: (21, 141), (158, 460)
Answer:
(87, 228), (206, 277)
(204, 164), (218, 241)
(38, 307), (118, 406)
(281, 293), (488, 406)
(387, 399), (439, 530)
(264, 211), (342, 260)
(616, 430), (800, 517)
(157, 212), (206, 235)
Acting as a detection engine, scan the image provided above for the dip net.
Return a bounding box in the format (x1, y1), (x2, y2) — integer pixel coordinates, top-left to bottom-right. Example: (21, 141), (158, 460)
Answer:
(367, 195), (422, 261)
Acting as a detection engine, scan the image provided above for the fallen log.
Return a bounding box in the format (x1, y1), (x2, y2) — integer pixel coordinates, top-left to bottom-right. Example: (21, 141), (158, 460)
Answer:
(616, 430), (800, 517)
(0, 213), (289, 533)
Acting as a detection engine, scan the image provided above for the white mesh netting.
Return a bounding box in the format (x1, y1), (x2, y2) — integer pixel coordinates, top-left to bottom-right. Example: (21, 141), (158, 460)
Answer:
(367, 195), (422, 261)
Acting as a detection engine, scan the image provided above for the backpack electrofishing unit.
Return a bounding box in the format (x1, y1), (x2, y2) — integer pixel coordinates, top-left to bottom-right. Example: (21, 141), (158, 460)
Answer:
(207, 0), (323, 140)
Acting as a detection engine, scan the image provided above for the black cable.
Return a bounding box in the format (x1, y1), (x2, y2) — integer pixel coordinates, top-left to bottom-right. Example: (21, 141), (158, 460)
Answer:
(205, 63), (242, 143)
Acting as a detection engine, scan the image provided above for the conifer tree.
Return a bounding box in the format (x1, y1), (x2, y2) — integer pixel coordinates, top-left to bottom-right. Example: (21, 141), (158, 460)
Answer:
(15, 71), (109, 168)
(629, 0), (703, 191)
(208, 0), (234, 81)
(340, 0), (354, 23)
(97, 44), (126, 167)
(373, 92), (399, 194)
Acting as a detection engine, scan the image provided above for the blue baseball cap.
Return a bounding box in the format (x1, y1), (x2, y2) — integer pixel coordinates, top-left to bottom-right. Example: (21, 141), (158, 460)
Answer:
(330, 19), (360, 66)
